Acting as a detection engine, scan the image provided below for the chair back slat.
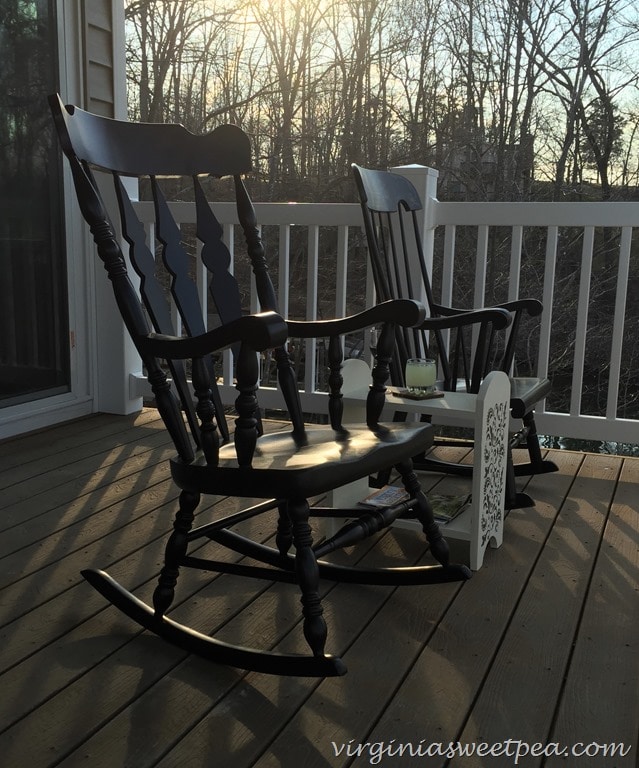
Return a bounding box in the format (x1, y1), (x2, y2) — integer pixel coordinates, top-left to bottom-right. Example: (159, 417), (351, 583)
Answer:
(194, 178), (243, 327)
(114, 174), (203, 445)
(115, 176), (174, 333)
(153, 178), (208, 337)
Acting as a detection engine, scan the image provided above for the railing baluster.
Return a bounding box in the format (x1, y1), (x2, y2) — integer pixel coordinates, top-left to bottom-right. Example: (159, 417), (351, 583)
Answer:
(474, 225), (489, 308)
(335, 225), (349, 359)
(441, 224), (456, 357)
(570, 227), (594, 417)
(509, 226), (523, 303)
(305, 225), (319, 392)
(538, 226), (558, 386)
(335, 225), (348, 318)
(249, 224), (261, 316)
(222, 222), (235, 386)
(196, 240), (207, 325)
(506, 226), (524, 376)
(278, 224), (291, 320)
(441, 224), (456, 306)
(607, 226), (632, 420)
(472, 225), (489, 367)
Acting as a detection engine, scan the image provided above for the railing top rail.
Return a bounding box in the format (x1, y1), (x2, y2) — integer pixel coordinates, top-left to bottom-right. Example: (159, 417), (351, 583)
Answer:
(433, 200), (639, 228)
(133, 200), (363, 227)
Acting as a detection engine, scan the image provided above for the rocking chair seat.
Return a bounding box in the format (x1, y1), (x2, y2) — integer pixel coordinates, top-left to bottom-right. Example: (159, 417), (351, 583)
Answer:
(171, 422), (434, 499)
(446, 376), (550, 420)
(509, 377), (552, 419)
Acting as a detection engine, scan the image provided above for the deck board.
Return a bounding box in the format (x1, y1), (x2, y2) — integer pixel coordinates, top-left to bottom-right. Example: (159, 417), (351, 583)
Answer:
(0, 410), (637, 767)
(546, 456), (639, 765)
(450, 452), (622, 766)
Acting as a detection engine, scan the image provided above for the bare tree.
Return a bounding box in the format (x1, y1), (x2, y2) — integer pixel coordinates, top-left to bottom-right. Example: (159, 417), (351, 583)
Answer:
(522, 0), (639, 199)
(126, 0), (240, 127)
(124, 0), (639, 202)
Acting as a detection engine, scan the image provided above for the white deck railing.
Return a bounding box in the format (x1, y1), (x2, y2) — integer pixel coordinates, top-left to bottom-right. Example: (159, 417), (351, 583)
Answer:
(130, 166), (639, 445)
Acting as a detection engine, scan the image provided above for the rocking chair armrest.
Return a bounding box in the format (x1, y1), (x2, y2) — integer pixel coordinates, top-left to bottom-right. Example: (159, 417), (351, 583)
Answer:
(427, 305), (513, 331)
(138, 311), (288, 359)
(494, 298), (543, 317)
(432, 298), (542, 320)
(285, 299), (426, 338)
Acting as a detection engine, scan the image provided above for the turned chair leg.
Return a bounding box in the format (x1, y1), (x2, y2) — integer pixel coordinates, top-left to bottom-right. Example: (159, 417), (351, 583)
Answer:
(523, 411), (551, 472)
(276, 501), (293, 556)
(396, 460), (451, 567)
(153, 490), (199, 616)
(288, 498), (328, 658)
(511, 412), (558, 477)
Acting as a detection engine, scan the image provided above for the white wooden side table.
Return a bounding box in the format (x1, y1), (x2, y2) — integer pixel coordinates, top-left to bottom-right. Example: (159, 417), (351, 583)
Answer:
(333, 360), (510, 570)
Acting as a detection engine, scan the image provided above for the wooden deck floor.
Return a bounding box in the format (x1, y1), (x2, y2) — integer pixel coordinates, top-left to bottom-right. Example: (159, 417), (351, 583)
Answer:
(0, 409), (637, 768)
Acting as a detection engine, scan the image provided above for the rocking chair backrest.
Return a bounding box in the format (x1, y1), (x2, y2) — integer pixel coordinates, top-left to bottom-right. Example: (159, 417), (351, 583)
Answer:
(353, 164), (508, 393)
(49, 94), (301, 460)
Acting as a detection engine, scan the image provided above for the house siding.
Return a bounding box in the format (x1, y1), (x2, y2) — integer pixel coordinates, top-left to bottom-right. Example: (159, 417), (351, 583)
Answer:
(81, 1), (140, 416)
(84, 0), (116, 116)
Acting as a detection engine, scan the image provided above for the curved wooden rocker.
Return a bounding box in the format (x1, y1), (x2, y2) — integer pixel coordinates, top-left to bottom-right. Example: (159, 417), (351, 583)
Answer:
(50, 94), (471, 676)
(82, 569), (347, 677)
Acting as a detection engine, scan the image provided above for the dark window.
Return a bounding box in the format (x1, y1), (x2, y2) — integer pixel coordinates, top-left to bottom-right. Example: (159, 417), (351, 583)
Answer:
(0, 0), (69, 407)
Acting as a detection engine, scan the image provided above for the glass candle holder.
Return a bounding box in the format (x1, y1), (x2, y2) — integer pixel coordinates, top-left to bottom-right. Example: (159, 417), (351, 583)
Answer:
(405, 358), (437, 394)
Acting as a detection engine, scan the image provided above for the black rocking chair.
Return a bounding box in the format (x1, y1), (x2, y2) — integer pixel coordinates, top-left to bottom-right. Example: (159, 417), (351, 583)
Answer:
(352, 164), (558, 505)
(49, 94), (471, 677)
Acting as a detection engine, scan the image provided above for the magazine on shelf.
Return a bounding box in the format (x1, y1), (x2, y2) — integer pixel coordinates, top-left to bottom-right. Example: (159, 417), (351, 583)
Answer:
(429, 493), (472, 523)
(389, 387), (445, 401)
(359, 485), (410, 508)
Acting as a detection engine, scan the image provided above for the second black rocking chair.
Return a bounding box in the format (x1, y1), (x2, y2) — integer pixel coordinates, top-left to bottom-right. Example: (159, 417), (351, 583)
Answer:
(49, 94), (471, 677)
(352, 164), (558, 504)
